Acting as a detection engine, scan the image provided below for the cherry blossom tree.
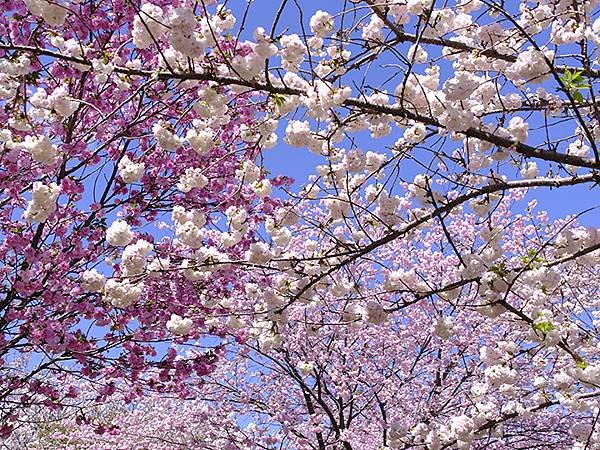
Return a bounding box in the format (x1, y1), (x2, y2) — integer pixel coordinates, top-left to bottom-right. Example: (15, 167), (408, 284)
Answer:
(9, 201), (600, 448)
(1, 0), (600, 447)
(0, 0), (287, 435)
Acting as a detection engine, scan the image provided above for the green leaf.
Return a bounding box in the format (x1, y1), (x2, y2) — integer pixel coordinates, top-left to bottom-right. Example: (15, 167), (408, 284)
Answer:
(533, 321), (555, 334)
(519, 248), (544, 268)
(577, 360), (588, 370)
(490, 262), (508, 278)
(273, 94), (286, 108)
(560, 69), (573, 82)
(571, 71), (583, 82)
(560, 69), (589, 103)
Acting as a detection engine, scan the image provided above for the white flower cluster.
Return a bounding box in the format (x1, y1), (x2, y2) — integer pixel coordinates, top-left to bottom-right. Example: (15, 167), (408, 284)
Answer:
(449, 415), (476, 446)
(192, 246), (230, 278)
(303, 81), (352, 119)
(230, 45), (266, 81)
(245, 242), (273, 264)
(91, 59), (114, 84)
(172, 205), (206, 248)
(507, 116), (529, 142)
(252, 27), (278, 60)
(117, 155), (145, 183)
(430, 8), (457, 35)
(479, 342), (519, 387)
(178, 259), (205, 282)
(0, 56), (31, 99)
(298, 361), (314, 376)
(193, 85), (229, 125)
(265, 218), (292, 249)
(407, 44), (428, 64)
(0, 129), (11, 144)
(221, 206), (247, 248)
(366, 151), (387, 173)
(152, 121), (182, 151)
(147, 257), (170, 278)
(22, 135), (59, 165)
(343, 148), (366, 173)
(166, 313), (193, 335)
(507, 47), (553, 84)
(251, 319), (282, 351)
(239, 118), (279, 148)
(362, 300), (388, 325)
(236, 160), (261, 183)
(373, 189), (405, 226)
(318, 44), (350, 76)
(168, 8), (205, 58)
(438, 105), (480, 133)
(104, 278), (143, 308)
(551, 19), (585, 45)
(121, 239), (153, 276)
(388, 421), (410, 448)
(0, 56), (31, 77)
(407, 174), (433, 206)
(484, 362), (518, 388)
(280, 34), (305, 72)
(309, 10), (333, 38)
(457, 0), (482, 13)
(394, 67), (441, 115)
(253, 179), (272, 198)
(365, 92), (393, 138)
(30, 86), (77, 117)
(132, 3), (168, 49)
(211, 7), (236, 32)
(24, 0), (68, 26)
(186, 119), (214, 155)
(567, 139), (590, 158)
(520, 161), (538, 179)
(177, 167), (208, 193)
(554, 226), (600, 257)
(320, 195), (350, 220)
(434, 316), (455, 340)
(469, 193), (500, 217)
(404, 122), (427, 144)
(285, 120), (321, 153)
(226, 206), (247, 232)
(285, 120), (312, 147)
(443, 71), (481, 102)
(106, 219), (134, 247)
(49, 37), (89, 70)
(384, 268), (427, 292)
(521, 266), (562, 294)
(362, 15), (385, 43)
(23, 182), (60, 223)
(79, 268), (106, 292)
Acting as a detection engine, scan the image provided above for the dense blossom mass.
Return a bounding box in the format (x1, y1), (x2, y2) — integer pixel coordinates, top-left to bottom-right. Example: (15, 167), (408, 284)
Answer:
(0, 0), (600, 449)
